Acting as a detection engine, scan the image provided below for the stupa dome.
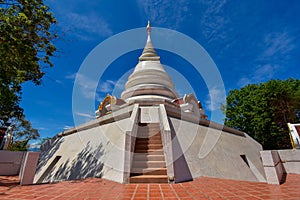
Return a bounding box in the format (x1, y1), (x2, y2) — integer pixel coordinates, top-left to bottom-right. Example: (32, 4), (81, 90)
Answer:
(121, 22), (178, 102)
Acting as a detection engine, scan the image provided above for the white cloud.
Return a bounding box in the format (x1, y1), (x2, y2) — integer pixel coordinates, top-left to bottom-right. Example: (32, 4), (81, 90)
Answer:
(260, 31), (295, 59)
(63, 125), (74, 130)
(113, 80), (125, 91)
(136, 0), (190, 28)
(238, 64), (280, 87)
(253, 64), (278, 81)
(97, 80), (116, 93)
(37, 127), (48, 131)
(66, 73), (117, 100)
(73, 112), (95, 124)
(237, 77), (251, 88)
(48, 0), (113, 41)
(65, 73), (77, 80)
(64, 12), (113, 39)
(200, 0), (228, 42)
(28, 142), (41, 149)
(205, 87), (226, 111)
(74, 112), (95, 119)
(66, 73), (98, 99)
(238, 31), (294, 87)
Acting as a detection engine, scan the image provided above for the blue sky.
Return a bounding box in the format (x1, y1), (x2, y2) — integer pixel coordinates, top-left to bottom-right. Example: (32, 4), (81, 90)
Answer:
(21, 0), (300, 142)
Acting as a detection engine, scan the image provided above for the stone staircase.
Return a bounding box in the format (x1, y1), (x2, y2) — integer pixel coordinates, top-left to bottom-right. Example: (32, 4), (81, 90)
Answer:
(130, 123), (168, 183)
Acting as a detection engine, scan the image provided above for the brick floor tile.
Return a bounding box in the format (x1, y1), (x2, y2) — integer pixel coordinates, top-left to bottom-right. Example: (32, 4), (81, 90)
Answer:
(52, 197), (71, 200)
(70, 197), (85, 200)
(29, 197), (52, 200)
(149, 193), (162, 198)
(210, 197), (224, 200)
(243, 197), (262, 200)
(149, 189), (161, 193)
(176, 193), (191, 197)
(133, 193), (148, 198)
(136, 189), (148, 193)
(132, 197), (148, 200)
(117, 197), (131, 200)
(1, 174), (300, 200)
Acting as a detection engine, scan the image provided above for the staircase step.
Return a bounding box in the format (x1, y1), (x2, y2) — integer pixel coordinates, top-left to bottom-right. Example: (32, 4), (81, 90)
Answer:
(135, 144), (163, 150)
(130, 175), (168, 183)
(134, 150), (164, 154)
(137, 134), (161, 139)
(132, 161), (166, 168)
(138, 125), (160, 129)
(133, 154), (165, 161)
(138, 128), (161, 131)
(138, 128), (160, 131)
(130, 123), (167, 183)
(135, 141), (162, 145)
(131, 168), (167, 175)
(136, 136), (161, 142)
(136, 136), (161, 140)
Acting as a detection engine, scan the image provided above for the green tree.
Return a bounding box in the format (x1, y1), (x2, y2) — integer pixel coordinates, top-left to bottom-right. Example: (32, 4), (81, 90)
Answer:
(7, 116), (40, 151)
(0, 0), (57, 143)
(222, 79), (300, 150)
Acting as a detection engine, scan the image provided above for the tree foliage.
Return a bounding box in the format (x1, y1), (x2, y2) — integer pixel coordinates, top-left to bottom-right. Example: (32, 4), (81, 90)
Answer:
(223, 79), (300, 150)
(7, 116), (40, 151)
(8, 139), (28, 151)
(0, 0), (57, 143)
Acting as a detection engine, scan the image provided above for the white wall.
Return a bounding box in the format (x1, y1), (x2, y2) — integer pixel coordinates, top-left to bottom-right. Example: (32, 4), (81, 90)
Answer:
(278, 149), (300, 174)
(169, 117), (266, 182)
(34, 104), (140, 184)
(34, 117), (133, 184)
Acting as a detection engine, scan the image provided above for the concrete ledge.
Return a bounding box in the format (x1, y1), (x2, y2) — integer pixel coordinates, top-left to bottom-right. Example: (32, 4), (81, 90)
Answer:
(54, 104), (135, 138)
(55, 100), (245, 140)
(164, 103), (245, 137)
(159, 104), (174, 183)
(278, 149), (300, 174)
(261, 150), (300, 184)
(260, 150), (284, 184)
(261, 150), (281, 167)
(123, 104), (139, 183)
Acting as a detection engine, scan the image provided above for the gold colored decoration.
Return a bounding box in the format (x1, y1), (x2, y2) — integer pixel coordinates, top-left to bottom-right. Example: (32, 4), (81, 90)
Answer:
(97, 94), (116, 117)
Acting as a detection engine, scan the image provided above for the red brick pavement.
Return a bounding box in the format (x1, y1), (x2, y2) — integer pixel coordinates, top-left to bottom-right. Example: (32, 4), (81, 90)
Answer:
(0, 174), (299, 199)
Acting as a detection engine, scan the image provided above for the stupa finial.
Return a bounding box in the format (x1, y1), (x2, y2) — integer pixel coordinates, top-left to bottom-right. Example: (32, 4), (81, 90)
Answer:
(147, 20), (151, 35)
(138, 20), (160, 62)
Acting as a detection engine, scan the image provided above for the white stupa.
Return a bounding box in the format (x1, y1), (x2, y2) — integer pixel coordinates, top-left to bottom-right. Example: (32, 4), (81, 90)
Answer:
(34, 22), (266, 184)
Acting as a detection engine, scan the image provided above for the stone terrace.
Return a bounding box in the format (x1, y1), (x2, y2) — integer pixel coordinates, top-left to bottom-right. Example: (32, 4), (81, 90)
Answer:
(1, 174), (300, 200)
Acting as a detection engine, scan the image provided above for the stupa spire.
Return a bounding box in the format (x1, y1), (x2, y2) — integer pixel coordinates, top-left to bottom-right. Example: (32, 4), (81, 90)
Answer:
(121, 21), (178, 101)
(147, 20), (151, 35)
(139, 21), (160, 61)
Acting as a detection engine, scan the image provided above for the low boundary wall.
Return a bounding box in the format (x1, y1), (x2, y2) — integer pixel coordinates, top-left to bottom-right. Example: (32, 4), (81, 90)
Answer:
(260, 149), (300, 184)
(0, 150), (39, 185)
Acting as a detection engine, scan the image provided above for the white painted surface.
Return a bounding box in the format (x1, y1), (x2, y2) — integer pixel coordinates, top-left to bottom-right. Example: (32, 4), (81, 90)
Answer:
(169, 117), (266, 182)
(260, 150), (285, 184)
(140, 106), (159, 123)
(121, 35), (178, 101)
(34, 107), (138, 184)
(278, 149), (300, 174)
